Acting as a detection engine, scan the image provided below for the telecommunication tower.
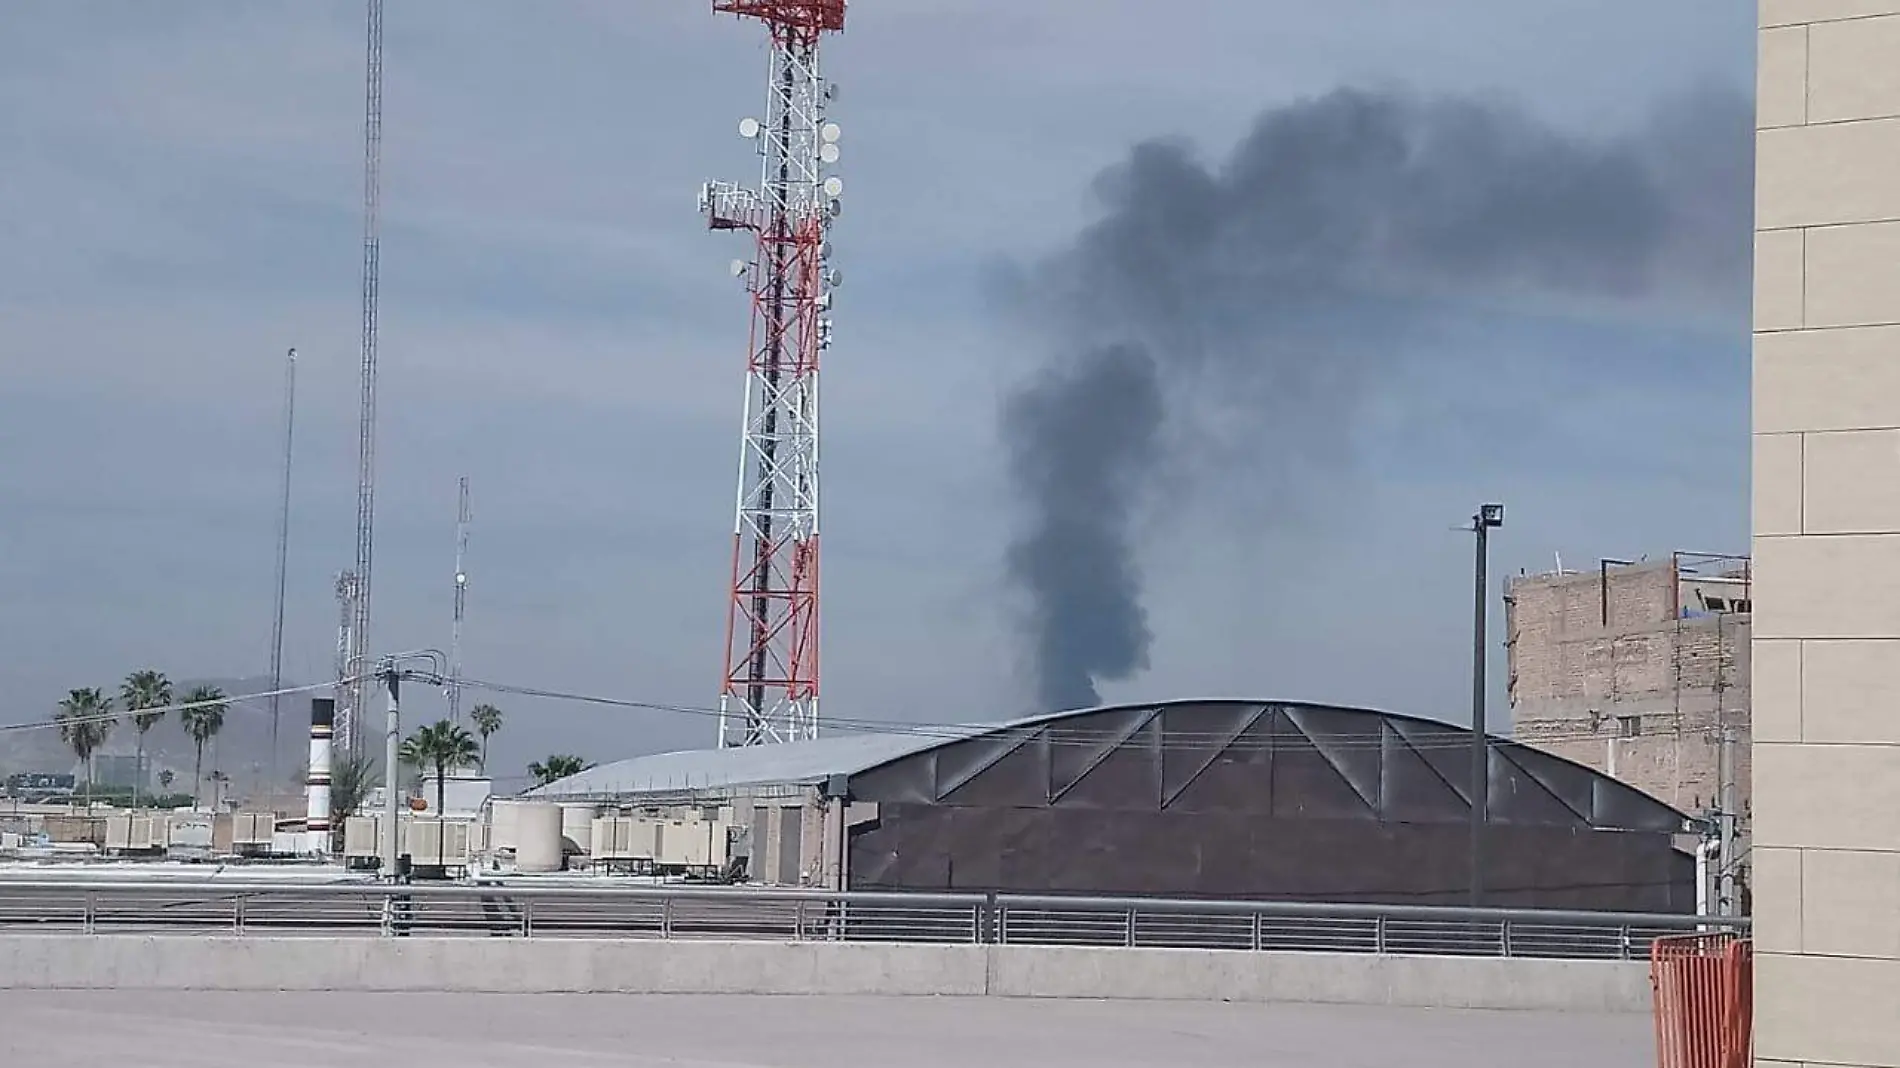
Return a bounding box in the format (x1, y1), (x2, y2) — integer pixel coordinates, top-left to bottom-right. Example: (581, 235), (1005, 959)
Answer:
(345, 0), (386, 755)
(447, 477), (471, 722)
(700, 0), (846, 748)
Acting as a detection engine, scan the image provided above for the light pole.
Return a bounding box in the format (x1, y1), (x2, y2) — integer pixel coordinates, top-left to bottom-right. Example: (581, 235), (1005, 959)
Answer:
(1469, 502), (1504, 908)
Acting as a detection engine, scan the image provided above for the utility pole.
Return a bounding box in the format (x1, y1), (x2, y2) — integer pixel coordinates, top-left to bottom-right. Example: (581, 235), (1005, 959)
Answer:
(268, 348), (297, 791)
(448, 477), (470, 722)
(1468, 503), (1504, 908)
(1714, 611), (1737, 916)
(382, 663), (401, 878)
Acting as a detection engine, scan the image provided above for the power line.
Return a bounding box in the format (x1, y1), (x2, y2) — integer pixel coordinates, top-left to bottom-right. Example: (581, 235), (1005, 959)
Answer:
(453, 676), (1714, 756)
(16, 681), (344, 736)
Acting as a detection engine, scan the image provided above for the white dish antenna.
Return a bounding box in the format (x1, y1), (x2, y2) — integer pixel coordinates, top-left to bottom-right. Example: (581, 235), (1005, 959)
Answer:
(822, 176), (844, 198)
(827, 198), (842, 218)
(737, 116), (762, 139)
(818, 240), (832, 261)
(824, 268), (842, 287)
(819, 142), (840, 164)
(821, 122), (842, 144)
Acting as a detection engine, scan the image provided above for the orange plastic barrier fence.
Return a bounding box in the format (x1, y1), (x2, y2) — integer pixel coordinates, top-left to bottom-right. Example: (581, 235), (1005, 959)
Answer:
(1651, 933), (1752, 1068)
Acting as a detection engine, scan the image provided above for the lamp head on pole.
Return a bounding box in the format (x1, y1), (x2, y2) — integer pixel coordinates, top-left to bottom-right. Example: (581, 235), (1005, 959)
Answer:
(1477, 503), (1505, 529)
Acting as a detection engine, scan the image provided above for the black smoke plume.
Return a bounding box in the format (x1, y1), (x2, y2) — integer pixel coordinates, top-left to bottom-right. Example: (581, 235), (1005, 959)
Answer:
(1002, 85), (1752, 711)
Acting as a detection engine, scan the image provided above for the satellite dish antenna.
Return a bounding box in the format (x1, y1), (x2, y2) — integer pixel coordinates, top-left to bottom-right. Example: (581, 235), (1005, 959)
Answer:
(822, 176), (844, 198)
(818, 240), (832, 260)
(738, 117), (762, 139)
(825, 81), (840, 102)
(819, 143), (840, 164)
(827, 198), (842, 218)
(821, 122), (842, 144)
(729, 259), (748, 278)
(824, 268), (842, 287)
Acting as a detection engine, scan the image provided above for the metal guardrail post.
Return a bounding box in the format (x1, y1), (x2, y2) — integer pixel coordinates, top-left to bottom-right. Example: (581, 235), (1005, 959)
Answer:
(83, 891), (96, 935)
(995, 898), (1008, 945)
(794, 899), (806, 942)
(1375, 915), (1388, 955)
(661, 896), (673, 940)
(1124, 907), (1137, 948)
(1500, 919), (1513, 957)
(521, 899), (534, 939)
(1251, 911), (1263, 952)
(233, 894), (247, 936)
(1620, 925), (1634, 961)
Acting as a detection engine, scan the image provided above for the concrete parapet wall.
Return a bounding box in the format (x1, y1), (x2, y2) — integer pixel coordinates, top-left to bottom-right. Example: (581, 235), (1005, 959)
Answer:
(0, 937), (1650, 1012)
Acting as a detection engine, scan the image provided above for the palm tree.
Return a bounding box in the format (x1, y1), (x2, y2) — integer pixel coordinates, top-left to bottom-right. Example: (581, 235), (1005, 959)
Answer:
(54, 688), (114, 806)
(528, 754), (590, 788)
(327, 752), (381, 852)
(157, 769), (176, 795)
(178, 685), (228, 809)
(469, 703), (503, 771)
(120, 669), (172, 809)
(401, 720), (479, 818)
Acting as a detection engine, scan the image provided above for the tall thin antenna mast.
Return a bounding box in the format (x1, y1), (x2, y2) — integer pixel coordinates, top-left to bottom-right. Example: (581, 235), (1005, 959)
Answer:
(346, 0), (386, 756)
(448, 477), (470, 722)
(701, 0), (845, 748)
(334, 570), (358, 730)
(268, 348), (297, 788)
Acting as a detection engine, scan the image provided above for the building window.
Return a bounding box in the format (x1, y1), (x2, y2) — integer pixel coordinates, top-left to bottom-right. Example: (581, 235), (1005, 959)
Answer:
(1617, 715), (1642, 738)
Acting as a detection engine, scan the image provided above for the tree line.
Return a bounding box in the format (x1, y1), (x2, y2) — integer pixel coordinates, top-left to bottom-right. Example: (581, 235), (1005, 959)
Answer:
(52, 670), (228, 808)
(51, 676), (596, 818)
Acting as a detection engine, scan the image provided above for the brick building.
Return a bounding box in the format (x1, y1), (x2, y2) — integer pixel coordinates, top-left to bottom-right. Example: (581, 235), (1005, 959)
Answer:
(1505, 554), (1750, 824)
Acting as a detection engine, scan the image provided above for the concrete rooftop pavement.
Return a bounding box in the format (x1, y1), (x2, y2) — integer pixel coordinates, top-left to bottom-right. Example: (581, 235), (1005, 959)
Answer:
(0, 991), (1652, 1067)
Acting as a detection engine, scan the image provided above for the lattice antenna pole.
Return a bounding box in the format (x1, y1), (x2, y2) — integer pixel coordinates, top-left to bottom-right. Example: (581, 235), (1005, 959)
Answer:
(347, 0), (385, 756)
(701, 0), (845, 747)
(267, 348), (297, 788)
(334, 570), (359, 738)
(447, 477), (471, 722)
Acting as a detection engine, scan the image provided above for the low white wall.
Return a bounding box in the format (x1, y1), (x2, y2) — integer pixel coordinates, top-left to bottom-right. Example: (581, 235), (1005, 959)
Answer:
(0, 938), (1650, 1012)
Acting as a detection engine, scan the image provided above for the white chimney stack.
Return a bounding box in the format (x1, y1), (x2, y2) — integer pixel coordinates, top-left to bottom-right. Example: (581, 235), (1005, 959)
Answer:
(306, 697), (335, 855)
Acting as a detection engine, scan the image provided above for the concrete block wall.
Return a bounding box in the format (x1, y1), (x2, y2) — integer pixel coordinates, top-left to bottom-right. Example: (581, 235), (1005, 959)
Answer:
(1753, 4), (1900, 1067)
(0, 936), (1653, 1013)
(1507, 563), (1750, 814)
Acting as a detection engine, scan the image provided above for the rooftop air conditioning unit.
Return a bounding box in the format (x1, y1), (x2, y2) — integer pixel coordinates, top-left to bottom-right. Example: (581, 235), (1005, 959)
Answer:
(232, 812), (274, 849)
(106, 814), (162, 853)
(406, 818), (472, 868)
(165, 812), (213, 854)
(590, 816), (656, 862)
(342, 816), (381, 861)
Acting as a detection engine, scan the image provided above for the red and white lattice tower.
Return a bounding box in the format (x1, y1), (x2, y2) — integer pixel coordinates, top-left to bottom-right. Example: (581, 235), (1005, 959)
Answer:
(700, 0), (845, 747)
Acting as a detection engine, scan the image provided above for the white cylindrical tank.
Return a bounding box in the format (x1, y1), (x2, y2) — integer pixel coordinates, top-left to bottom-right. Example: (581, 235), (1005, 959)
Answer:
(559, 802), (596, 853)
(515, 802), (563, 873)
(489, 799), (524, 853)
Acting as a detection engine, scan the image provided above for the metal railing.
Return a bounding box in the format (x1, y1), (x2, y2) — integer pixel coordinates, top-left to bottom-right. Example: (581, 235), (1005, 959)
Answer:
(0, 880), (1746, 960)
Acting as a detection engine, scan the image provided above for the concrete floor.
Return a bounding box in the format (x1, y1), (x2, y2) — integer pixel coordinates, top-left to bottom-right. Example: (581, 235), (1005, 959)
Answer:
(0, 991), (1652, 1067)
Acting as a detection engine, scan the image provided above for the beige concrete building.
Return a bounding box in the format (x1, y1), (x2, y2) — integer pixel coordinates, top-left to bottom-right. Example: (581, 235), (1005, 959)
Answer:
(1507, 555), (1751, 818)
(1753, 4), (1900, 1065)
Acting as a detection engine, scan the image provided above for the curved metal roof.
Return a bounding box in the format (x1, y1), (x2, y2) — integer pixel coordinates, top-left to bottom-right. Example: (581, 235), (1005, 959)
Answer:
(526, 699), (1690, 833)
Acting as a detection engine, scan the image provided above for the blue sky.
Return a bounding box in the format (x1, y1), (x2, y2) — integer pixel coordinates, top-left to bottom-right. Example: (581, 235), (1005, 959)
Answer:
(0, 1), (1754, 779)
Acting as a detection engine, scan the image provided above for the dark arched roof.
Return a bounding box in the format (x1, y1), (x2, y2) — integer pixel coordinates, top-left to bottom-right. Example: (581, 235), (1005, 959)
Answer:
(534, 698), (1687, 834)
